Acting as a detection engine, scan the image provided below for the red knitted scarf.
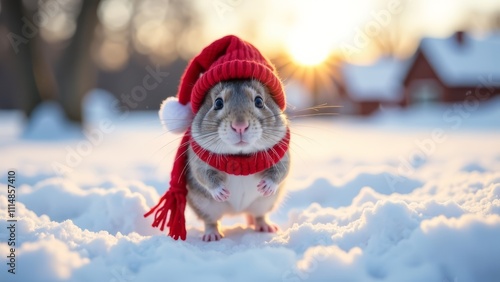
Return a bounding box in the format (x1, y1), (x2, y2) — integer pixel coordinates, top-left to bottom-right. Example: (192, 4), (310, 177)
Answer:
(144, 127), (290, 240)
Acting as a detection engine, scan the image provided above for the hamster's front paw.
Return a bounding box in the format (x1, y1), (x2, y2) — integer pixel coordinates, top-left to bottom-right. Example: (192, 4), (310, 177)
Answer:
(257, 178), (278, 197)
(209, 185), (230, 202)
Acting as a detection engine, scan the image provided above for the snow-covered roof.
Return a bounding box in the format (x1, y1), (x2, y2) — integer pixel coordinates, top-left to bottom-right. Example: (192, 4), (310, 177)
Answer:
(341, 57), (407, 102)
(420, 33), (500, 86)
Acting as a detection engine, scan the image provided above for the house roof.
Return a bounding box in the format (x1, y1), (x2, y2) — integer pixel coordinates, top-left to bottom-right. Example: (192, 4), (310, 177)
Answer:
(420, 33), (500, 87)
(341, 57), (408, 102)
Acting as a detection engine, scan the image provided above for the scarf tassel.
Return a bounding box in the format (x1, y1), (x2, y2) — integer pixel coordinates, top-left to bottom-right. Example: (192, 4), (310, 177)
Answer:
(144, 188), (187, 240)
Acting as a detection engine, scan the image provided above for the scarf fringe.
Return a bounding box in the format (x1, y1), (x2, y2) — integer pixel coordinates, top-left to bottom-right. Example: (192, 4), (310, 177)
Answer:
(144, 188), (187, 240)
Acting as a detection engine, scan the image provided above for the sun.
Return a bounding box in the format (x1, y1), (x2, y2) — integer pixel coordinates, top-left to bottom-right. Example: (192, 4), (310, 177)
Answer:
(286, 22), (333, 67)
(287, 37), (331, 67)
(284, 0), (366, 67)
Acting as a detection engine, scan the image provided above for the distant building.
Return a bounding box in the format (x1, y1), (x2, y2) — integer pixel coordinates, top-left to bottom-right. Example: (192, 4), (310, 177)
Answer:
(339, 56), (408, 115)
(339, 32), (500, 115)
(402, 32), (500, 107)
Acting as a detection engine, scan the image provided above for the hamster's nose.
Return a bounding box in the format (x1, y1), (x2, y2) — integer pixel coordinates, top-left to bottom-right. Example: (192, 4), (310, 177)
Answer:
(231, 120), (249, 134)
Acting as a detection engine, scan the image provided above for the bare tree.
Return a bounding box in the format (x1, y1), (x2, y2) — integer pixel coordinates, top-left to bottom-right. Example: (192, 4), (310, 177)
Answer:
(58, 0), (101, 123)
(1, 0), (56, 117)
(1, 0), (199, 124)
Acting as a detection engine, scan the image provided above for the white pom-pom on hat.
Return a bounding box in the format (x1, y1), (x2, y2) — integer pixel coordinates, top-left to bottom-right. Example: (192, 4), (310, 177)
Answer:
(158, 97), (193, 134)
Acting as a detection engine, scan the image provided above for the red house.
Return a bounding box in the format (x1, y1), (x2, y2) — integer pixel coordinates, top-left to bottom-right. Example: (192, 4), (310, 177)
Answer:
(339, 56), (408, 115)
(402, 32), (500, 106)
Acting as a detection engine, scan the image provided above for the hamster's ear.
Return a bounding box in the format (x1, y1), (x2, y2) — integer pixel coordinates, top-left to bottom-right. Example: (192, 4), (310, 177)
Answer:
(158, 97), (193, 133)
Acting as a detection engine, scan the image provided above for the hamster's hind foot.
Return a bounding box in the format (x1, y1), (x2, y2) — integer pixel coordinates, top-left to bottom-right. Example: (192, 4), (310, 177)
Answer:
(202, 232), (223, 242)
(202, 222), (224, 242)
(254, 216), (279, 233)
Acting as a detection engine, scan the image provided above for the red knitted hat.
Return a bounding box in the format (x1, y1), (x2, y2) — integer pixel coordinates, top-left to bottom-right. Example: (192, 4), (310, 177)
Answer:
(159, 35), (286, 133)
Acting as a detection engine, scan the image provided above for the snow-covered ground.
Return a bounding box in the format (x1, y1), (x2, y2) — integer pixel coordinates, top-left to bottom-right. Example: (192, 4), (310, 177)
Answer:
(1, 93), (500, 282)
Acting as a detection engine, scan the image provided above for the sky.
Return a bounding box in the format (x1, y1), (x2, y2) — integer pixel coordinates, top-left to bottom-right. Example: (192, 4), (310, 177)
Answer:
(32, 0), (500, 69)
(192, 0), (500, 63)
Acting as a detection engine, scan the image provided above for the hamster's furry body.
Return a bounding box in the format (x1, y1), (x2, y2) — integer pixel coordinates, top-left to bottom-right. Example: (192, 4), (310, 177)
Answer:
(186, 79), (290, 241)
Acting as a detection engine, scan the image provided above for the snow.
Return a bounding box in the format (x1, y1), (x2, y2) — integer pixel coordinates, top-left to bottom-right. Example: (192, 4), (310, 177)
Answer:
(420, 32), (500, 86)
(341, 56), (408, 102)
(21, 102), (82, 140)
(1, 93), (500, 281)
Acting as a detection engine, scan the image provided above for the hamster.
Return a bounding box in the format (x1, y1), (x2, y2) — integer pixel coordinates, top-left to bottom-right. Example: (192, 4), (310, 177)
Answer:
(186, 79), (290, 241)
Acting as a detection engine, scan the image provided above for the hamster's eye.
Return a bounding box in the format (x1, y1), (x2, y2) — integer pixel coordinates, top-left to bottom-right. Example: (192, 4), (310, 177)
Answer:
(214, 98), (224, 110)
(254, 96), (264, 109)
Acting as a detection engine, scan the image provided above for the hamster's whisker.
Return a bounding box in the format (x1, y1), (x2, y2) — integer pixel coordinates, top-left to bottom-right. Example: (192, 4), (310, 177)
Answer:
(287, 125), (329, 147)
(175, 139), (191, 157)
(288, 112), (340, 119)
(261, 127), (288, 138)
(260, 141), (286, 177)
(192, 135), (219, 144)
(154, 138), (191, 168)
(160, 136), (197, 160)
(181, 150), (199, 178)
(288, 123), (335, 131)
(206, 145), (216, 164)
(261, 113), (286, 122)
(193, 131), (219, 138)
(206, 140), (223, 165)
(288, 129), (316, 143)
(287, 103), (343, 113)
(152, 130), (177, 139)
(214, 142), (225, 163)
(260, 135), (280, 157)
(288, 124), (337, 142)
(151, 133), (189, 166)
(194, 134), (220, 150)
(155, 124), (194, 136)
(151, 135), (185, 157)
(261, 130), (306, 160)
(193, 123), (220, 128)
(196, 136), (222, 163)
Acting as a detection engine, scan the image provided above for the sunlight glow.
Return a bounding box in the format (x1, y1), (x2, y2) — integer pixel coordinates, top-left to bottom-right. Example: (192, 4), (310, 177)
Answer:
(98, 0), (133, 31)
(285, 0), (366, 66)
(287, 33), (331, 66)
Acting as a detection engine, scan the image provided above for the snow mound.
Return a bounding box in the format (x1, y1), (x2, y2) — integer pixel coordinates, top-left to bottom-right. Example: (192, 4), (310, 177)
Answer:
(83, 89), (121, 124)
(1, 101), (500, 281)
(21, 102), (82, 140)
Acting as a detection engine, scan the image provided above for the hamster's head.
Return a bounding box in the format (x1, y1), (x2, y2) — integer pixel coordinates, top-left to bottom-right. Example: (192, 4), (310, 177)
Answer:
(191, 79), (288, 155)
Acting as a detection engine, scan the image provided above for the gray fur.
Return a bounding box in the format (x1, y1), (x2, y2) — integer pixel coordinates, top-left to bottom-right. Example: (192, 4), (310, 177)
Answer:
(186, 79), (290, 241)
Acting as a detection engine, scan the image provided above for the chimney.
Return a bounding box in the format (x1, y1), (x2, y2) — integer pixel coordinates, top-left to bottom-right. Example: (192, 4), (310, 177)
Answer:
(455, 31), (465, 45)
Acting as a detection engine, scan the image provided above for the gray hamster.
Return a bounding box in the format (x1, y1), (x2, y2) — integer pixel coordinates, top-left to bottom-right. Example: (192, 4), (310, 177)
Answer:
(186, 79), (290, 241)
